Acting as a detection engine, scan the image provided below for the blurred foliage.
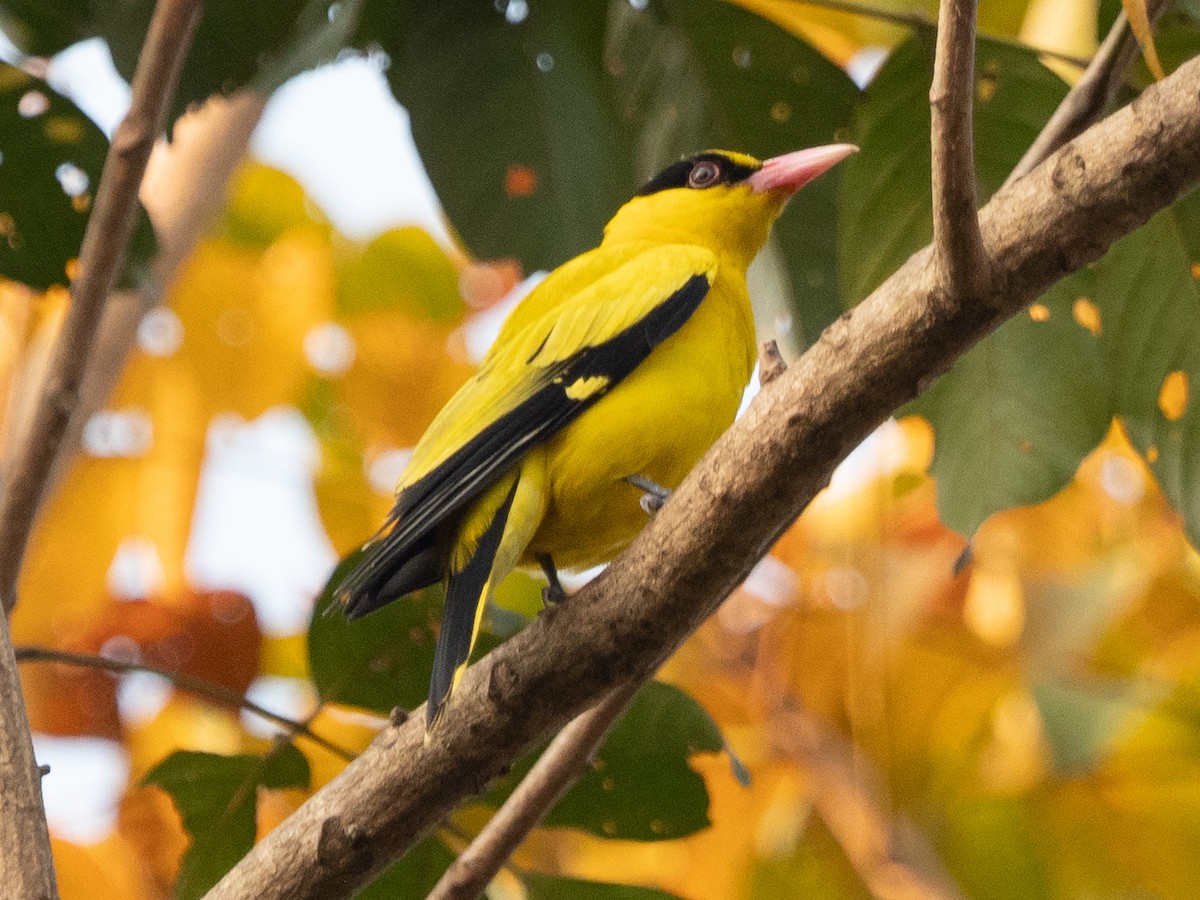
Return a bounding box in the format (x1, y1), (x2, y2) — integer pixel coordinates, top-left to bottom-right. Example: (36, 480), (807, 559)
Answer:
(0, 1), (1199, 899)
(0, 62), (155, 290)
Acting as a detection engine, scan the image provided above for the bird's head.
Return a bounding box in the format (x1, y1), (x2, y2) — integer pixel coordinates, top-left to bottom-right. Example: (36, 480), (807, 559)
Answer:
(604, 144), (858, 267)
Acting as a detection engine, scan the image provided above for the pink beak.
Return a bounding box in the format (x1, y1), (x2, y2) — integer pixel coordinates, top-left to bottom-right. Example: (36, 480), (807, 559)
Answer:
(748, 143), (859, 195)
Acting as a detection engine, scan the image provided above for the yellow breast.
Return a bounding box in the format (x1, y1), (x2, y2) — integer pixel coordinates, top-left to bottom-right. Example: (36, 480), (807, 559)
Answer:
(525, 266), (755, 569)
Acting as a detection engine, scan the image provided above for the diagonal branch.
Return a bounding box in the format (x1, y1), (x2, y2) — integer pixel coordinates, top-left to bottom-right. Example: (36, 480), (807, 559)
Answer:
(206, 55), (1200, 900)
(0, 0), (203, 615)
(771, 702), (964, 899)
(930, 0), (988, 301)
(428, 682), (639, 900)
(13, 645), (357, 762)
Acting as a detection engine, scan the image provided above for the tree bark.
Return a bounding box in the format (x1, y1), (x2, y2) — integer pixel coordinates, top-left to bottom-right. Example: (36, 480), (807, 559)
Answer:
(206, 52), (1200, 900)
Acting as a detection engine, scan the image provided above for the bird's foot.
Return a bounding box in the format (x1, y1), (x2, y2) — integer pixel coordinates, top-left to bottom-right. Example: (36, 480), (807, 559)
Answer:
(625, 474), (672, 515)
(537, 553), (568, 607)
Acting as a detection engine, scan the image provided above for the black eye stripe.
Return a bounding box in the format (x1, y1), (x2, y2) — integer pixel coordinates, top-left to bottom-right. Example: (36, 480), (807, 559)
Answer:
(636, 153), (760, 196)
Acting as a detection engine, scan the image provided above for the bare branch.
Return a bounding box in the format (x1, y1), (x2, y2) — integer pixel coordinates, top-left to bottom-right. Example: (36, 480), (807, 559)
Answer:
(0, 0), (203, 614)
(13, 645), (357, 762)
(0, 613), (57, 897)
(930, 0), (989, 301)
(1007, 0), (1172, 186)
(428, 683), (639, 900)
(771, 703), (963, 900)
(206, 55), (1200, 900)
(758, 339), (787, 386)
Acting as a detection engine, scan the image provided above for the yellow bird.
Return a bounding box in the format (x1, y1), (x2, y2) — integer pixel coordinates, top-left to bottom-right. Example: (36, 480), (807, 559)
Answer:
(335, 144), (857, 727)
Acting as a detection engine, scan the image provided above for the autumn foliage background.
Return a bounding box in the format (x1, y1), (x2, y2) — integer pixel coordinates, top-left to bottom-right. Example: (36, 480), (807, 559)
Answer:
(3, 0), (1200, 897)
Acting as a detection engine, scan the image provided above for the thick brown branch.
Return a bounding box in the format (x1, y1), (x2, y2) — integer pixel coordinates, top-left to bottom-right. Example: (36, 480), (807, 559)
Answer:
(428, 683), (638, 900)
(13, 645), (356, 762)
(930, 0), (988, 300)
(0, 0), (203, 614)
(1007, 0), (1172, 185)
(206, 55), (1200, 900)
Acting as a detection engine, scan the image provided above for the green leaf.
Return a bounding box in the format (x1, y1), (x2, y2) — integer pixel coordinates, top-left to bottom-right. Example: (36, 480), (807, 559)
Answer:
(0, 0), (89, 57)
(307, 553), (507, 716)
(357, 836), (457, 900)
(524, 873), (684, 899)
(843, 39), (1114, 536)
(0, 62), (155, 289)
(0, 0), (349, 122)
(307, 552), (445, 715)
(483, 681), (724, 841)
(1032, 680), (1144, 774)
(144, 742), (310, 900)
(912, 273), (1110, 535)
(1095, 208), (1200, 546)
(838, 37), (934, 308)
(376, 0), (636, 271)
(609, 0), (859, 340)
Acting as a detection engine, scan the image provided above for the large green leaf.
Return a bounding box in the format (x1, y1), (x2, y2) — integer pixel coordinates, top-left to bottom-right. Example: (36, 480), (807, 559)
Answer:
(608, 0), (859, 339)
(1096, 208), (1200, 545)
(0, 0), (351, 122)
(0, 62), (155, 289)
(143, 742), (310, 900)
(838, 37), (934, 308)
(913, 273), (1110, 536)
(0, 0), (89, 57)
(307, 553), (509, 716)
(842, 39), (1117, 536)
(376, 0), (635, 271)
(482, 681), (727, 841)
(307, 552), (446, 715)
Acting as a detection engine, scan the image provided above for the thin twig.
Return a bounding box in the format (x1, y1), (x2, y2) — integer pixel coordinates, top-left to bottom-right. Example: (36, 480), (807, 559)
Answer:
(758, 340), (788, 386)
(930, 0), (989, 301)
(13, 645), (357, 762)
(791, 0), (1091, 68)
(1006, 0), (1172, 186)
(0, 0), (203, 615)
(428, 682), (639, 900)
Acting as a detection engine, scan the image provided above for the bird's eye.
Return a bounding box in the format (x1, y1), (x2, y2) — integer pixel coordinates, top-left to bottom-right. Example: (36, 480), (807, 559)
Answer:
(687, 160), (721, 189)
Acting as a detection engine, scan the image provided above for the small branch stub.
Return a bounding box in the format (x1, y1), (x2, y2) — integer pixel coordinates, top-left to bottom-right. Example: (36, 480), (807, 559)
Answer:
(929, 0), (990, 302)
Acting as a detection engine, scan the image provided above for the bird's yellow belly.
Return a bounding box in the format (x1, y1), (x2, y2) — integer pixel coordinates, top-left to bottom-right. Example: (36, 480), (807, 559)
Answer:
(523, 293), (753, 570)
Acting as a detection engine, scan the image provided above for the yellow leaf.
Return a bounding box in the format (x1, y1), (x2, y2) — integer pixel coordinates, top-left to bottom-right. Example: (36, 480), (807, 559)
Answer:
(1122, 0), (1166, 80)
(54, 835), (154, 900)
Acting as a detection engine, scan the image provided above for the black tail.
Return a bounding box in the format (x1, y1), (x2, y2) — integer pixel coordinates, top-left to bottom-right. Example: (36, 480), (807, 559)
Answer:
(427, 479), (518, 728)
(338, 528), (444, 620)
